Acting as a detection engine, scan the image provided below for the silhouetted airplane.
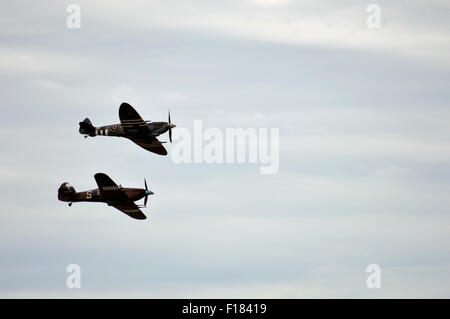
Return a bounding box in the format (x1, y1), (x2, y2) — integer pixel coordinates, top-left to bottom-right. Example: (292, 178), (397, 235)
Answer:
(58, 173), (153, 220)
(79, 102), (175, 155)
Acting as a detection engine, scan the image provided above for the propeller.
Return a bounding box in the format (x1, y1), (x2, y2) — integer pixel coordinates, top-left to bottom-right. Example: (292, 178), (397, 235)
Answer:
(168, 110), (173, 143)
(143, 178), (153, 207)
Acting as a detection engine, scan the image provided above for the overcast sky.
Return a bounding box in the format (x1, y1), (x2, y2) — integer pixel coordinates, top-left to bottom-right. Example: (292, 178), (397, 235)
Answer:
(1, 0), (450, 298)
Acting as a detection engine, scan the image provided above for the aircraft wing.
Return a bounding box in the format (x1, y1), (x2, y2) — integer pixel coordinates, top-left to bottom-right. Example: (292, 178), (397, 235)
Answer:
(119, 102), (167, 155)
(119, 102), (149, 135)
(94, 173), (147, 220)
(129, 135), (168, 155)
(94, 173), (124, 195)
(111, 201), (147, 220)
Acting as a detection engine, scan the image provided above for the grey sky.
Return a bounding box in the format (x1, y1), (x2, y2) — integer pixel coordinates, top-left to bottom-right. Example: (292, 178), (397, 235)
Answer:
(1, 0), (450, 298)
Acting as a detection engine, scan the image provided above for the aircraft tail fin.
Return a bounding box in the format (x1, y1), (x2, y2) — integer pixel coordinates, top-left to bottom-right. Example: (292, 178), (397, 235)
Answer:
(58, 182), (76, 202)
(79, 118), (96, 136)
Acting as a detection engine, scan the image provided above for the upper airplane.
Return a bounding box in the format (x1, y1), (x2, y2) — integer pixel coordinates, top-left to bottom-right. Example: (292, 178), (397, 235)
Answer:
(79, 102), (176, 155)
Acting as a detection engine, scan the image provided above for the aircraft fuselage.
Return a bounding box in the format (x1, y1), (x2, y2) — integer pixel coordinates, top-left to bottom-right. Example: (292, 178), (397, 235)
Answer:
(91, 122), (172, 138)
(58, 186), (149, 205)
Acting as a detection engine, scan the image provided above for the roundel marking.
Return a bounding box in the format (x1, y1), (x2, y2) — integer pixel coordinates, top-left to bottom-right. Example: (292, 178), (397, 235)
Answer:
(110, 124), (120, 132)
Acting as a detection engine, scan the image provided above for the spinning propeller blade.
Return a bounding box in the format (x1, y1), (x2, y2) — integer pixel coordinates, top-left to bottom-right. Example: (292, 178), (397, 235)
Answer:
(144, 178), (148, 207)
(168, 110), (172, 143)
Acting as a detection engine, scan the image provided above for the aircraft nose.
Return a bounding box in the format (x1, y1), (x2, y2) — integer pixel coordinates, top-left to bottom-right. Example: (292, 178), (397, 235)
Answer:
(169, 123), (176, 128)
(145, 190), (154, 196)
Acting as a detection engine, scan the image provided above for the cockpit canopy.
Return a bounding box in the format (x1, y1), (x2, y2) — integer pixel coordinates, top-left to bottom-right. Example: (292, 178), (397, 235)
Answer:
(59, 182), (76, 194)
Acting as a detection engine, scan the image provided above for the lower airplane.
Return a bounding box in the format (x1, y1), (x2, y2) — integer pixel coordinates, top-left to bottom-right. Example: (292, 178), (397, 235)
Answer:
(79, 102), (176, 155)
(58, 173), (153, 220)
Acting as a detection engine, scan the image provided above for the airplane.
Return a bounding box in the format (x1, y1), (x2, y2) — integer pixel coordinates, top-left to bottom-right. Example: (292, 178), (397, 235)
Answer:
(58, 173), (153, 220)
(79, 102), (176, 155)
